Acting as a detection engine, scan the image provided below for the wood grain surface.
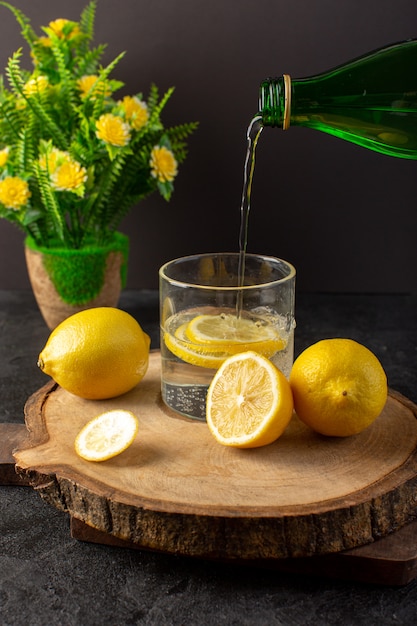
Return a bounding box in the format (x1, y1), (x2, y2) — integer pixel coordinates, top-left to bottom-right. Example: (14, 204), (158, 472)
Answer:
(13, 352), (417, 560)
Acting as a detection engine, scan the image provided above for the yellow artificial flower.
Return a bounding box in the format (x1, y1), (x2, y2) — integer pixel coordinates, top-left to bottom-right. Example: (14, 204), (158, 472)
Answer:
(77, 75), (111, 99)
(95, 114), (131, 147)
(39, 148), (70, 174)
(121, 96), (149, 131)
(51, 159), (87, 192)
(23, 75), (49, 97)
(150, 146), (178, 183)
(0, 176), (31, 210)
(15, 97), (26, 110)
(38, 36), (52, 47)
(0, 148), (9, 168)
(77, 75), (98, 96)
(48, 19), (80, 39)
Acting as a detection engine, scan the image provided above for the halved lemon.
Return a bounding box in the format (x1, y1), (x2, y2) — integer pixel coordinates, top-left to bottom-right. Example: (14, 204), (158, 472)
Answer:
(75, 409), (139, 462)
(206, 351), (294, 448)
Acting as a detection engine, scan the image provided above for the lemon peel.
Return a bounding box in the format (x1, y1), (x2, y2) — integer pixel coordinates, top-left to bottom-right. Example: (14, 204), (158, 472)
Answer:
(38, 307), (150, 399)
(289, 338), (388, 437)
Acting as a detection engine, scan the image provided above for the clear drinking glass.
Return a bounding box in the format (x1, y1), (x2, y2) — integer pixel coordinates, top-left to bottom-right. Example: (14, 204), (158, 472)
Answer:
(159, 252), (296, 420)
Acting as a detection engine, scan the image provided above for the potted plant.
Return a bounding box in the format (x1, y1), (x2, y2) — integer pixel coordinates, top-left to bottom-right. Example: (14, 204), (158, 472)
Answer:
(0, 1), (197, 328)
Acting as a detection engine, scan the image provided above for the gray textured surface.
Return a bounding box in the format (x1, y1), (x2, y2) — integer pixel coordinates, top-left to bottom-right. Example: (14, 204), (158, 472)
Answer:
(1, 290), (417, 625)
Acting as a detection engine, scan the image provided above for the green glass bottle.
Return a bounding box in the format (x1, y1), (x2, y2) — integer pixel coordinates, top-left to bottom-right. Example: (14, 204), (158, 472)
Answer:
(259, 39), (417, 159)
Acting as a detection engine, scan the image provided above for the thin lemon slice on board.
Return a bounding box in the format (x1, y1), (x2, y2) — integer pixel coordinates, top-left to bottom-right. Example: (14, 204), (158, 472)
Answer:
(206, 351), (294, 448)
(164, 323), (231, 369)
(186, 313), (284, 357)
(75, 409), (139, 462)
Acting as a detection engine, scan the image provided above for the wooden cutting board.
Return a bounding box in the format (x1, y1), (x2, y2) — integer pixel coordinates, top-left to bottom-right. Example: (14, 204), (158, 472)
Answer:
(10, 352), (417, 567)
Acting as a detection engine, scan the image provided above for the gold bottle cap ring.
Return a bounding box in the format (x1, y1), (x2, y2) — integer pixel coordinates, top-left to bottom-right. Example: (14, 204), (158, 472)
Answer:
(283, 74), (291, 130)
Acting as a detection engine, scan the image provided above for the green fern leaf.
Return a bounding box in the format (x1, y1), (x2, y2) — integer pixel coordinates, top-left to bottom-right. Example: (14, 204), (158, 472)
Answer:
(32, 162), (66, 244)
(5, 50), (69, 149)
(0, 2), (38, 46)
(83, 152), (127, 235)
(76, 44), (106, 77)
(79, 1), (97, 44)
(48, 36), (78, 113)
(150, 86), (174, 122)
(0, 98), (24, 142)
(5, 49), (27, 99)
(166, 121), (199, 142)
(15, 127), (36, 172)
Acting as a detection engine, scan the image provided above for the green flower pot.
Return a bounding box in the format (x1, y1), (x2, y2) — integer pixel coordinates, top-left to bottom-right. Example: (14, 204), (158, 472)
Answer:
(25, 232), (129, 329)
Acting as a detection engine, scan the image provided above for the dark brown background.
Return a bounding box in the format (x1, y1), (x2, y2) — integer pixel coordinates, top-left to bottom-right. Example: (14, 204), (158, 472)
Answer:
(0, 0), (416, 293)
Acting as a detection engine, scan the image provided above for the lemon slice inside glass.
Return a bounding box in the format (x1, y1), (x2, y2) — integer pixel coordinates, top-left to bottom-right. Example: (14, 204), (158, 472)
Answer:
(164, 323), (231, 369)
(185, 313), (284, 357)
(206, 351), (294, 448)
(75, 409), (139, 462)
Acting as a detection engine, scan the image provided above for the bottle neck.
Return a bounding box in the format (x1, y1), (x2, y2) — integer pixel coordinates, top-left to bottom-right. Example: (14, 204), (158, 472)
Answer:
(259, 75), (292, 129)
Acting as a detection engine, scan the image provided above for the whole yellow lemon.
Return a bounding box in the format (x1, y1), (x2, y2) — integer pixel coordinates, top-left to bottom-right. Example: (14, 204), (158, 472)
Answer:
(289, 338), (387, 437)
(38, 307), (150, 399)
